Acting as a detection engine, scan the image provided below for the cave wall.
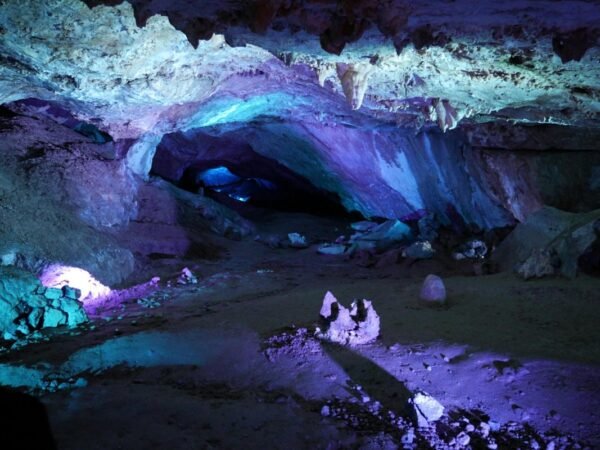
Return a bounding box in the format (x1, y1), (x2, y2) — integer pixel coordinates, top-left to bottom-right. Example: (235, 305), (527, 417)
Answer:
(0, 0), (597, 278)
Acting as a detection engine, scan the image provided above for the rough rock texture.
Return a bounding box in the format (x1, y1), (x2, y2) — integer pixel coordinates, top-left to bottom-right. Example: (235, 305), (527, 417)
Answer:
(0, 0), (597, 230)
(419, 275), (446, 304)
(76, 0), (600, 131)
(316, 291), (380, 346)
(494, 207), (600, 278)
(0, 109), (135, 285)
(402, 241), (435, 260)
(516, 249), (559, 280)
(0, 266), (87, 340)
(412, 391), (445, 428)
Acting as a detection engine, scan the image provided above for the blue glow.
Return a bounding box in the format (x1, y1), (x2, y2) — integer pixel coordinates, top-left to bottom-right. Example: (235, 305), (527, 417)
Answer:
(253, 178), (277, 190)
(197, 166), (241, 187)
(230, 194), (250, 202)
(185, 93), (314, 129)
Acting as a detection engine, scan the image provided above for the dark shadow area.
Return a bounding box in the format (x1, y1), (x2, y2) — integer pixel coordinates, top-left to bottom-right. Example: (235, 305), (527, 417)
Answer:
(152, 129), (356, 218)
(579, 238), (600, 277)
(0, 387), (56, 450)
(321, 341), (416, 423)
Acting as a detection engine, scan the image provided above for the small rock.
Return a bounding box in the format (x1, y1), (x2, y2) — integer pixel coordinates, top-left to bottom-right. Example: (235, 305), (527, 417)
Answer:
(287, 232), (309, 248)
(452, 239), (487, 260)
(27, 307), (44, 329)
(403, 240), (435, 259)
(413, 391), (444, 427)
(177, 267), (198, 285)
(480, 422), (491, 438)
(320, 405), (330, 417)
(419, 274), (446, 303)
(317, 244), (347, 255)
(73, 377), (88, 388)
(456, 431), (471, 446)
(401, 428), (415, 445)
(350, 221), (378, 232)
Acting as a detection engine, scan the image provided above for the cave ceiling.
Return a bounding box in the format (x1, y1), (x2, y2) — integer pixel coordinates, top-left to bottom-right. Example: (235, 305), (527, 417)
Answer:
(0, 0), (598, 140)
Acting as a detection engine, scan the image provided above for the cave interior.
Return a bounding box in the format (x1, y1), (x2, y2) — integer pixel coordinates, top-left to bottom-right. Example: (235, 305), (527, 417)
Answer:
(0, 1), (599, 449)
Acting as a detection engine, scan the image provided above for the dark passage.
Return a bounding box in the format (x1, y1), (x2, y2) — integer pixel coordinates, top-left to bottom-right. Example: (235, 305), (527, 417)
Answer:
(153, 129), (352, 217)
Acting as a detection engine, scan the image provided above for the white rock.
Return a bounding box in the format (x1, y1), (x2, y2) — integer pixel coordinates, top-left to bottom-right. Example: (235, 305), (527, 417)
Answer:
(456, 431), (471, 446)
(403, 240), (435, 259)
(413, 391), (444, 427)
(317, 244), (347, 255)
(317, 291), (380, 345)
(287, 232), (308, 248)
(419, 274), (446, 303)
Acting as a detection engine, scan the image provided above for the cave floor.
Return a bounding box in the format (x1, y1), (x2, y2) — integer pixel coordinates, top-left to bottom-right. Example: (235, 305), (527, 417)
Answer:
(4, 212), (600, 449)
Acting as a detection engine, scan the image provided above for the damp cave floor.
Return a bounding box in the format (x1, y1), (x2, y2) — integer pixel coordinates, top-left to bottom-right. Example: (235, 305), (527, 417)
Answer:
(5, 211), (600, 449)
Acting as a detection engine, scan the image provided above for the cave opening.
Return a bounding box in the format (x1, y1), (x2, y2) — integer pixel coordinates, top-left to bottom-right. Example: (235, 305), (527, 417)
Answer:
(152, 129), (358, 220)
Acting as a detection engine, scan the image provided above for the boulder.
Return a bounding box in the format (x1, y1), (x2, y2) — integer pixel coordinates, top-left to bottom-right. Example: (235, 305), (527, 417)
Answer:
(316, 291), (380, 345)
(317, 244), (347, 256)
(287, 232), (309, 249)
(419, 274), (446, 304)
(516, 248), (559, 280)
(350, 221), (378, 232)
(493, 207), (600, 278)
(412, 392), (445, 428)
(355, 220), (412, 244)
(403, 241), (435, 259)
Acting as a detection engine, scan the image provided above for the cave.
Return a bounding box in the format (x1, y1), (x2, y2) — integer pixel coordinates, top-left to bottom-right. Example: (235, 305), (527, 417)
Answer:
(0, 1), (599, 449)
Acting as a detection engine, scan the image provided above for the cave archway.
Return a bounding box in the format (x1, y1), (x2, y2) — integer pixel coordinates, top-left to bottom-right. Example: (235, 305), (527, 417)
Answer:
(152, 128), (353, 218)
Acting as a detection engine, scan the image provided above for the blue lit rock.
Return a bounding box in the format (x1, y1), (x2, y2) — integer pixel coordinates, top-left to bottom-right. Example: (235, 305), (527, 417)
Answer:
(0, 267), (88, 340)
(419, 275), (447, 304)
(403, 241), (436, 260)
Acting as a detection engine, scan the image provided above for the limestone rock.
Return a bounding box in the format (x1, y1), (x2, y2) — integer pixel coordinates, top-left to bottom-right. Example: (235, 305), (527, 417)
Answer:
(336, 62), (373, 110)
(352, 220), (412, 252)
(494, 207), (600, 278)
(177, 267), (198, 285)
(316, 291), (380, 346)
(452, 240), (488, 260)
(287, 233), (308, 249)
(0, 266), (88, 339)
(516, 249), (559, 280)
(419, 274), (446, 304)
(403, 241), (435, 259)
(412, 392), (445, 427)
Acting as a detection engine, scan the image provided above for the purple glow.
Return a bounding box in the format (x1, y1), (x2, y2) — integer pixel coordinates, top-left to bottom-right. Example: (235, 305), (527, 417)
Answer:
(39, 264), (111, 302)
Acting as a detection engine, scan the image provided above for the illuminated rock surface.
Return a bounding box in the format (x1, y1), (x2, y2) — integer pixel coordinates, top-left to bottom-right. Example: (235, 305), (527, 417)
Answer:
(0, 0), (598, 226)
(0, 266), (87, 339)
(0, 1), (598, 449)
